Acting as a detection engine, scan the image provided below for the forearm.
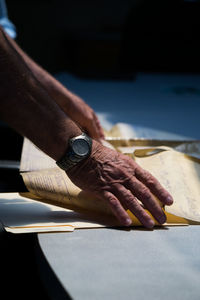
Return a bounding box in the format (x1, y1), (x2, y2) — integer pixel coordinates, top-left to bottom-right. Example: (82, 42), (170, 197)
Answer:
(0, 27), (81, 161)
(3, 30), (75, 108)
(2, 30), (105, 141)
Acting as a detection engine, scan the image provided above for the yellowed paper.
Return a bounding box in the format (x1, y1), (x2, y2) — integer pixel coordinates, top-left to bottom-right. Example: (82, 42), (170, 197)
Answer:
(0, 193), (121, 234)
(19, 132), (200, 227)
(134, 149), (200, 222)
(22, 168), (112, 216)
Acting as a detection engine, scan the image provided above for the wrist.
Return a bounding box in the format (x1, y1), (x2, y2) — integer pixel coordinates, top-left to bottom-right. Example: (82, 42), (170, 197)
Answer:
(46, 119), (82, 162)
(65, 139), (104, 176)
(56, 132), (92, 171)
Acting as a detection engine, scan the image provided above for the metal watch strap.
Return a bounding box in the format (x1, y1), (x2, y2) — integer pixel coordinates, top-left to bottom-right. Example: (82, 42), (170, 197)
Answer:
(56, 133), (92, 171)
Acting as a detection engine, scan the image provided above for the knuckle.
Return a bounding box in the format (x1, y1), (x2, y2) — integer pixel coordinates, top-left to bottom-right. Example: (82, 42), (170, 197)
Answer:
(138, 168), (152, 180)
(141, 186), (151, 197)
(87, 115), (94, 123)
(143, 170), (151, 179)
(124, 193), (135, 207)
(108, 196), (119, 208)
(146, 178), (156, 188)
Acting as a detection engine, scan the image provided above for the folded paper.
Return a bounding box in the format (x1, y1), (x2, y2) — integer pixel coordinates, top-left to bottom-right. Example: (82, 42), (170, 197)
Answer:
(18, 124), (200, 230)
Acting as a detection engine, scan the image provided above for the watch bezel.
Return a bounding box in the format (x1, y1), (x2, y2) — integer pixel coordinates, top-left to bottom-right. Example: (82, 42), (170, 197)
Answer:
(56, 133), (92, 171)
(69, 135), (91, 158)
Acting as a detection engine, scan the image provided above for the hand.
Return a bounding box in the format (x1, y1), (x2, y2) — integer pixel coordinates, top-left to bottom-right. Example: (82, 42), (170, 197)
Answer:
(55, 91), (105, 141)
(59, 92), (105, 141)
(67, 140), (173, 228)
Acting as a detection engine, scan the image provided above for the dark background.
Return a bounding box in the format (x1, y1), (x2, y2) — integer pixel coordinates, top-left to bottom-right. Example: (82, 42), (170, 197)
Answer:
(6, 0), (200, 77)
(2, 0), (200, 174)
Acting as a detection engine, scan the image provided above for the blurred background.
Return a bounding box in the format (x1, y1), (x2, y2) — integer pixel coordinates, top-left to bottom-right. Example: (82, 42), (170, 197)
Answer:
(6, 0), (200, 77)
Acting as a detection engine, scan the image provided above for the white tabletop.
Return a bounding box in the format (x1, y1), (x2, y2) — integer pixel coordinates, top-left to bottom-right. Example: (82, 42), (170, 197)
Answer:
(38, 226), (200, 300)
(36, 72), (200, 299)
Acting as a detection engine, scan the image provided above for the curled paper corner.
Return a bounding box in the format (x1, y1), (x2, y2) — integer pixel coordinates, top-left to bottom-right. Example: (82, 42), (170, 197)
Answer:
(127, 209), (189, 227)
(133, 146), (172, 158)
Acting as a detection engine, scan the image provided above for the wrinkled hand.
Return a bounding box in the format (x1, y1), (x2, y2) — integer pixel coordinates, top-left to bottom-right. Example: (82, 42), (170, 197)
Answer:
(60, 93), (105, 141)
(67, 140), (173, 228)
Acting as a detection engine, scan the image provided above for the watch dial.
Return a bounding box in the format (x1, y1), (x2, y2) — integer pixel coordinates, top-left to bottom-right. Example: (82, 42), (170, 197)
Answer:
(73, 139), (90, 156)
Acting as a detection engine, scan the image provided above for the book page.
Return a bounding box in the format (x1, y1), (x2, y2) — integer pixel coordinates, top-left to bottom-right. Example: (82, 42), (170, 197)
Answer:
(134, 149), (200, 222)
(20, 137), (200, 226)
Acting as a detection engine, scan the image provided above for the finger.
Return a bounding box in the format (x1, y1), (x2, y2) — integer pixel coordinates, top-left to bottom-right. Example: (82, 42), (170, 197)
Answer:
(87, 120), (100, 140)
(101, 191), (132, 226)
(85, 114), (103, 141)
(135, 167), (173, 205)
(93, 113), (105, 139)
(125, 177), (167, 225)
(82, 120), (100, 140)
(112, 184), (155, 228)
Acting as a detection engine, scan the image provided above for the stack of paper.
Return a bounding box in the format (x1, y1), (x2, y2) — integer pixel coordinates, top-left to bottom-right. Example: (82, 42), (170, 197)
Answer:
(17, 124), (200, 232)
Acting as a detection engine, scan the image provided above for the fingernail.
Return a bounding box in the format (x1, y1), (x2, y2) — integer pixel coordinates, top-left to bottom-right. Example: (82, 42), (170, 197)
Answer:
(166, 196), (173, 205)
(125, 218), (132, 226)
(159, 215), (166, 224)
(147, 219), (155, 228)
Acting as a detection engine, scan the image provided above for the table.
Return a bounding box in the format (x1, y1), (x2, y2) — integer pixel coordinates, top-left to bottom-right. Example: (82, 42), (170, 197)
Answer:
(38, 226), (200, 300)
(36, 72), (200, 299)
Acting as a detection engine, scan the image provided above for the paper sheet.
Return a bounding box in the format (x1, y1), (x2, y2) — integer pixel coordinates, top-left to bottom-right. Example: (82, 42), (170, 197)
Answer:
(133, 148), (200, 222)
(18, 124), (200, 230)
(0, 193), (121, 233)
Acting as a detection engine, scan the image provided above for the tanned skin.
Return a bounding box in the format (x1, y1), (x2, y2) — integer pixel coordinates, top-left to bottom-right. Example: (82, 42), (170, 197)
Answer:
(0, 27), (173, 228)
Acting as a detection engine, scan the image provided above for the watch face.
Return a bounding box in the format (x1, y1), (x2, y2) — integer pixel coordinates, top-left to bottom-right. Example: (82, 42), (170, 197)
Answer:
(72, 139), (90, 157)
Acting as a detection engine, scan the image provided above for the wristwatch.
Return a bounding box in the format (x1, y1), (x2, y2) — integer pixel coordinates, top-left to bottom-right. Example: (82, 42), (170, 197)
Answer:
(56, 133), (92, 171)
